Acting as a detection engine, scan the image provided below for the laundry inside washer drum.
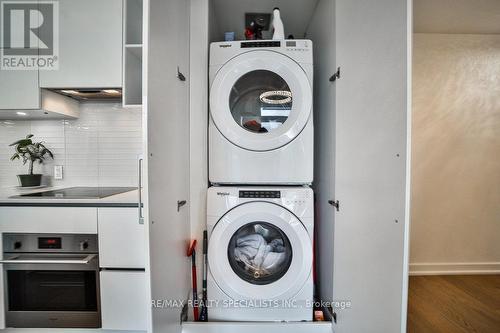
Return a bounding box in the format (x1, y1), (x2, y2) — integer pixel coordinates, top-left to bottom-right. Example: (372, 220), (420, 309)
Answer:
(228, 222), (293, 285)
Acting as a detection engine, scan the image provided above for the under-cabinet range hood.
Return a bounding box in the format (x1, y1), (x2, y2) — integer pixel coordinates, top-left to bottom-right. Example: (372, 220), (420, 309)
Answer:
(52, 88), (122, 101)
(0, 89), (80, 120)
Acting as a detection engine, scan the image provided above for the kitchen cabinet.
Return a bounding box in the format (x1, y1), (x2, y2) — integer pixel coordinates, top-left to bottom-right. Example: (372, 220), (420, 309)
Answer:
(98, 207), (148, 331)
(329, 1), (409, 332)
(100, 270), (148, 331)
(0, 207), (97, 233)
(1, 0), (122, 114)
(146, 0), (409, 332)
(39, 0), (123, 88)
(147, 0), (191, 332)
(0, 69), (40, 110)
(0, 6), (40, 111)
(98, 207), (145, 268)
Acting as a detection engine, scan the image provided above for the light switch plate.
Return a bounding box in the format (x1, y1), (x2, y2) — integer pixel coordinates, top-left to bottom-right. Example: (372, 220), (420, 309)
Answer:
(54, 165), (63, 180)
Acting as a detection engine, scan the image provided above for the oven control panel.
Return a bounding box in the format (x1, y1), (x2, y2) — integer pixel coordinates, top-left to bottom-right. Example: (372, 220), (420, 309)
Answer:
(3, 234), (98, 253)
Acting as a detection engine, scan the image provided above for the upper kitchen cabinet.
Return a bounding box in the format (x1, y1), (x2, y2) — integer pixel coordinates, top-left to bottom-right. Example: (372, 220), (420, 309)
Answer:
(0, 3), (40, 110)
(0, 69), (40, 110)
(39, 0), (123, 88)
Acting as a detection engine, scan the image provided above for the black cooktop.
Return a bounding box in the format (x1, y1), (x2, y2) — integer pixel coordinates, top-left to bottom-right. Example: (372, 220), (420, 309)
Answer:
(12, 187), (136, 199)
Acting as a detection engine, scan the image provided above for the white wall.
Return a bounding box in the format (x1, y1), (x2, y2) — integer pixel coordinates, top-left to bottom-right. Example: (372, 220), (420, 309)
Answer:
(211, 0), (319, 41)
(0, 102), (142, 189)
(411, 33), (500, 275)
(414, 0), (500, 34)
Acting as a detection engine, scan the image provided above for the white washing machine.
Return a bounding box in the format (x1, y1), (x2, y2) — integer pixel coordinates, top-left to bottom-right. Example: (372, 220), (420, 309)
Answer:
(209, 40), (313, 185)
(207, 186), (313, 321)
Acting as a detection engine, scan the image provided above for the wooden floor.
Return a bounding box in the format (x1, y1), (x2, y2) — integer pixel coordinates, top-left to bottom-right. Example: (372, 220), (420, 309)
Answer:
(407, 275), (500, 333)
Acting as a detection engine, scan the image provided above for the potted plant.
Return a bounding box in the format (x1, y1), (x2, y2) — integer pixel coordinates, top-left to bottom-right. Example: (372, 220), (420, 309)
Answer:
(10, 134), (54, 187)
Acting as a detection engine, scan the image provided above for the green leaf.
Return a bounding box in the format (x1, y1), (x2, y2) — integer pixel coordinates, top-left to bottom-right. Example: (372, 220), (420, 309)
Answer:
(9, 139), (31, 147)
(9, 134), (55, 166)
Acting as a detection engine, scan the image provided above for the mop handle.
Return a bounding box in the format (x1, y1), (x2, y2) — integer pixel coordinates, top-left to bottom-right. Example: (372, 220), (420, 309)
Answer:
(191, 251), (199, 321)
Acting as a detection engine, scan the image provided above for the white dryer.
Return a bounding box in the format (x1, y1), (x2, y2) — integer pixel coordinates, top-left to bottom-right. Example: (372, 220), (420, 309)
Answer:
(209, 40), (313, 185)
(207, 186), (313, 321)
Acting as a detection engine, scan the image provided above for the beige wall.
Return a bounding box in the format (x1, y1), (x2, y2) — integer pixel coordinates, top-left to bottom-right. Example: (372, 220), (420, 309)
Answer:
(411, 33), (500, 274)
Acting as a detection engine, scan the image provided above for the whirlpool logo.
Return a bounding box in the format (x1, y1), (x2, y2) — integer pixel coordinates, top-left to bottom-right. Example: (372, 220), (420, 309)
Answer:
(1, 0), (59, 70)
(217, 192), (230, 196)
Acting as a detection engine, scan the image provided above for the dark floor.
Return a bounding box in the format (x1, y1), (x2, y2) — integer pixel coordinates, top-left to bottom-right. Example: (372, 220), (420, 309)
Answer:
(407, 275), (500, 333)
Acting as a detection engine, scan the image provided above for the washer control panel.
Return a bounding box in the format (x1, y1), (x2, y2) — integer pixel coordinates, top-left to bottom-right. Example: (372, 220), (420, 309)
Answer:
(239, 190), (281, 199)
(241, 41), (281, 48)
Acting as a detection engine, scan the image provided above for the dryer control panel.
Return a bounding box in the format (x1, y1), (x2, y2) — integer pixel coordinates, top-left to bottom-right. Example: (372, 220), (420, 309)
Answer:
(239, 190), (281, 199)
(210, 40), (313, 67)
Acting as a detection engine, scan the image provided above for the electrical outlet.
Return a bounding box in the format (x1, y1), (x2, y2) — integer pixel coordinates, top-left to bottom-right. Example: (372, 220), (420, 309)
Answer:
(54, 165), (63, 180)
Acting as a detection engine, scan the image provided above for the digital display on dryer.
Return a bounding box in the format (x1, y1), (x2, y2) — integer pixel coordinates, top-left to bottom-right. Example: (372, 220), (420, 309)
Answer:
(239, 191), (281, 198)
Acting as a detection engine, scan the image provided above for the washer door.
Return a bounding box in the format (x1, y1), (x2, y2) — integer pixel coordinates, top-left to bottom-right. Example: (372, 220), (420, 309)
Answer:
(208, 202), (312, 300)
(210, 50), (312, 151)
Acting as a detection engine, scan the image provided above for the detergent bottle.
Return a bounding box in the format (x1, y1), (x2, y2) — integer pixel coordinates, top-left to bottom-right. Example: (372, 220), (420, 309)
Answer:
(271, 7), (285, 40)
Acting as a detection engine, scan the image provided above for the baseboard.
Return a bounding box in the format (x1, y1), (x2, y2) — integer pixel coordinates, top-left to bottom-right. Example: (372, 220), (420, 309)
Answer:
(409, 262), (500, 276)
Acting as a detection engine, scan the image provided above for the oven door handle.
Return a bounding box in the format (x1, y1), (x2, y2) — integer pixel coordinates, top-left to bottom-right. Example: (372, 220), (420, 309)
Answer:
(0, 254), (97, 265)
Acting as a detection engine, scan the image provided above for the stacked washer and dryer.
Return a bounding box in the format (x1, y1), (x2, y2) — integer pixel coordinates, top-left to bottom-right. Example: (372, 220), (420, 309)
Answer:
(207, 40), (314, 322)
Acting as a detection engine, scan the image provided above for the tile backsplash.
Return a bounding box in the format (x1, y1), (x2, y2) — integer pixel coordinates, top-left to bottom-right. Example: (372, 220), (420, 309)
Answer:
(0, 102), (142, 189)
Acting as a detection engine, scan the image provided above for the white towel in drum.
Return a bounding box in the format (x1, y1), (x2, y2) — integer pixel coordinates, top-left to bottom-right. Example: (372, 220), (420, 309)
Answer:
(234, 227), (287, 275)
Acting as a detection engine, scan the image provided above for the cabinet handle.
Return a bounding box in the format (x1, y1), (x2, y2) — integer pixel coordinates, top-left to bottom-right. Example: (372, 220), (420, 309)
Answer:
(329, 67), (341, 82)
(177, 200), (187, 212)
(138, 158), (144, 224)
(0, 254), (97, 265)
(177, 66), (186, 81)
(328, 199), (340, 211)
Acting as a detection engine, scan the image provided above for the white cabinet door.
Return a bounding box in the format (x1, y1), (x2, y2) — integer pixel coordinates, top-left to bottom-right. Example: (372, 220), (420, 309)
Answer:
(306, 0), (336, 305)
(0, 4), (40, 110)
(147, 0), (190, 332)
(100, 270), (148, 331)
(0, 207), (97, 233)
(333, 0), (409, 333)
(0, 69), (40, 109)
(39, 0), (122, 88)
(98, 207), (145, 268)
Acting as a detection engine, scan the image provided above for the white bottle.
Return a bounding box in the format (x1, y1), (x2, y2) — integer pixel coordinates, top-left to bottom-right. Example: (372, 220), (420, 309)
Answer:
(271, 7), (284, 40)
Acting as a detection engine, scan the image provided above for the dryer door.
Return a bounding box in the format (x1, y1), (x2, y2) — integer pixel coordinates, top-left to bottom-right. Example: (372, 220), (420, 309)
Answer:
(210, 50), (312, 151)
(208, 202), (312, 300)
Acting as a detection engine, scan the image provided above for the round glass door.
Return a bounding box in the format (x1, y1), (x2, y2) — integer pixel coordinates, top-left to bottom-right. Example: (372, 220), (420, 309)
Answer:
(227, 222), (292, 285)
(229, 70), (292, 134)
(208, 201), (313, 300)
(210, 51), (312, 151)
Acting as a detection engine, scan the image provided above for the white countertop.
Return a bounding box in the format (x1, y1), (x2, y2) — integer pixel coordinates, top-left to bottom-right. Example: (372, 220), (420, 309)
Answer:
(0, 187), (140, 207)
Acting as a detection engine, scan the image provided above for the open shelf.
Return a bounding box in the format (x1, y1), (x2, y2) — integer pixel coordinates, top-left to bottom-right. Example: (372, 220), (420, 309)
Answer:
(122, 0), (143, 107)
(123, 46), (143, 106)
(125, 0), (143, 45)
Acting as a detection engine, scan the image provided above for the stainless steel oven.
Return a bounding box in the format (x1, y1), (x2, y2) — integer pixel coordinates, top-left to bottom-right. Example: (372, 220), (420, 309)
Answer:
(1, 234), (100, 328)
